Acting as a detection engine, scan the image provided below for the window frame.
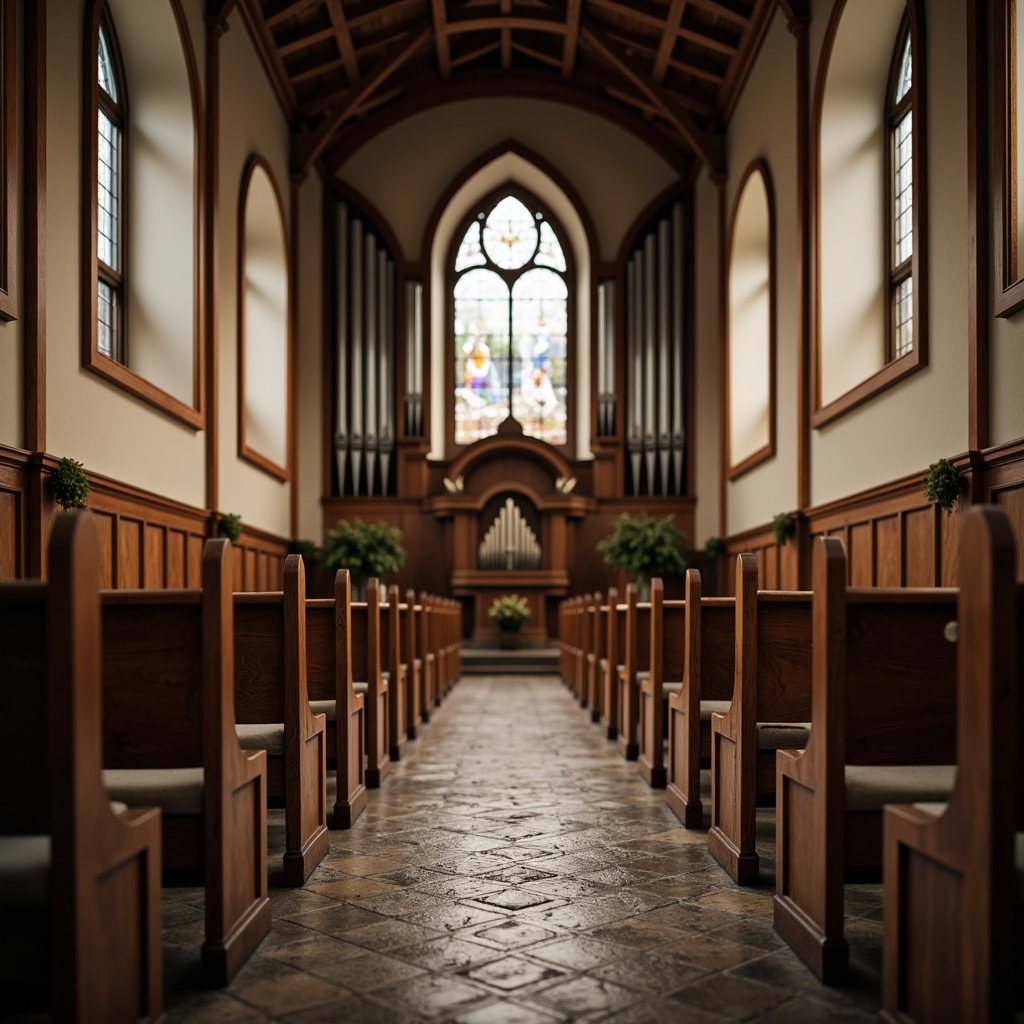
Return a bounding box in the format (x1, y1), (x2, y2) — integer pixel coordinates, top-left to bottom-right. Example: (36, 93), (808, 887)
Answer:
(0, 0), (16, 322)
(995, 0), (1024, 316)
(445, 185), (575, 454)
(886, 19), (914, 361)
(810, 0), (928, 428)
(81, 0), (204, 429)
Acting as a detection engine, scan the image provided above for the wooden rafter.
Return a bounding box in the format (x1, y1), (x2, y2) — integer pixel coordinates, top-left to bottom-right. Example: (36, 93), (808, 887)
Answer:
(587, 0), (739, 56)
(325, 0), (360, 84)
(446, 14), (567, 35)
(432, 0), (452, 77)
(605, 29), (724, 86)
(451, 41), (501, 68)
(292, 55), (346, 85)
(513, 41), (562, 68)
(264, 0), (318, 28)
(690, 0), (752, 27)
(653, 0), (687, 83)
(580, 18), (723, 173)
(606, 83), (714, 120)
(292, 25), (432, 174)
(501, 0), (512, 70)
(278, 23), (336, 58)
(346, 0), (423, 30)
(561, 0), (581, 77)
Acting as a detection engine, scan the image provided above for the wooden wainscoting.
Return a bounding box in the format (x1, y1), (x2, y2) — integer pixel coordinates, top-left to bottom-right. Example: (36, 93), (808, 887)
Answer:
(0, 446), (289, 590)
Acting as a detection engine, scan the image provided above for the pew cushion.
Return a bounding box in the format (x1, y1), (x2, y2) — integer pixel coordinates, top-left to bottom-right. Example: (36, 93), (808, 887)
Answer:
(757, 722), (811, 750)
(0, 836), (49, 906)
(310, 700), (335, 722)
(103, 767), (204, 815)
(844, 764), (957, 812)
(354, 682), (369, 695)
(236, 723), (285, 757)
(663, 682), (682, 696)
(701, 701), (731, 721)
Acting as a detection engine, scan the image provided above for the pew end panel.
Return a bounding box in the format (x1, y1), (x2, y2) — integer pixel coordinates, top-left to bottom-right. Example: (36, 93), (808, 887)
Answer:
(353, 578), (389, 788)
(404, 591), (422, 739)
(0, 513), (164, 1021)
(385, 587), (409, 762)
(599, 588), (620, 741)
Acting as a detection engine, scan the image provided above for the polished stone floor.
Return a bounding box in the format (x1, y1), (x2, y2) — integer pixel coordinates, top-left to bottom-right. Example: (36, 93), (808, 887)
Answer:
(162, 675), (883, 1022)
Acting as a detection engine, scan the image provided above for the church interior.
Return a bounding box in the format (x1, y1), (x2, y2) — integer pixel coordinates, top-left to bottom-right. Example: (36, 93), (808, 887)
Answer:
(1, 0), (1022, 1020)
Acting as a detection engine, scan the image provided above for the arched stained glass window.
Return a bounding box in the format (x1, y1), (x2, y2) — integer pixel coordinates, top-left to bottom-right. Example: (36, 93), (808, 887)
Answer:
(452, 193), (570, 446)
(888, 23), (913, 360)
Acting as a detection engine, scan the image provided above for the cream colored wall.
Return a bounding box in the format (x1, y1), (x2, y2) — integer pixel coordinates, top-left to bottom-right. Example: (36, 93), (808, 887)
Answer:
(296, 173), (323, 543)
(724, 12), (798, 535)
(693, 169), (720, 545)
(337, 98), (678, 264)
(46, 0), (205, 507)
(0, 0), (24, 450)
(810, 0), (969, 505)
(218, 10), (291, 537)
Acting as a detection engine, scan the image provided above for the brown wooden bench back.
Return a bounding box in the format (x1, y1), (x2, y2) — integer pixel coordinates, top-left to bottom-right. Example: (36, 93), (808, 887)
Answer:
(752, 593), (813, 724)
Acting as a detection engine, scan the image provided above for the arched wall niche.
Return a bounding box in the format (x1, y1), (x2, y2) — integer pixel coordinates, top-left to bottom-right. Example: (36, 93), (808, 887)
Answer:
(426, 143), (596, 463)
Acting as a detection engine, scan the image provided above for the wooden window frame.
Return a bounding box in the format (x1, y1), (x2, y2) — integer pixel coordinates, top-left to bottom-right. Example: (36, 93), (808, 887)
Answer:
(886, 19), (914, 361)
(237, 155), (292, 482)
(995, 0), (1024, 316)
(0, 0), (15, 322)
(445, 184), (576, 456)
(725, 159), (776, 481)
(811, 0), (928, 428)
(81, 0), (204, 430)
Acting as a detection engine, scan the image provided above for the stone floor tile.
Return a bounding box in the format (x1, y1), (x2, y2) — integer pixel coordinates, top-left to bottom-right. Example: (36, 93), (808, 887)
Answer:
(590, 948), (708, 994)
(267, 934), (368, 970)
(370, 973), (492, 1020)
(525, 935), (623, 971)
(464, 955), (568, 992)
(234, 972), (347, 1017)
(671, 972), (791, 1019)
(584, 916), (692, 950)
(309, 951), (427, 992)
(342, 918), (447, 952)
(469, 889), (559, 912)
(393, 935), (502, 971)
(307, 877), (402, 900)
(469, 918), (560, 949)
(451, 1000), (564, 1024)
(326, 855), (409, 876)
(530, 975), (639, 1017)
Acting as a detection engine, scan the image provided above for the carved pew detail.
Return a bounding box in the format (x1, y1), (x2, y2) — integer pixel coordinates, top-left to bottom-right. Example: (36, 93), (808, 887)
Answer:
(233, 555), (329, 886)
(383, 584), (409, 761)
(101, 537), (270, 985)
(617, 584), (651, 761)
(404, 589), (422, 736)
(0, 512), (163, 1021)
(666, 569), (735, 828)
(599, 587), (621, 741)
(587, 592), (606, 723)
(880, 507), (1021, 1023)
(306, 569), (368, 828)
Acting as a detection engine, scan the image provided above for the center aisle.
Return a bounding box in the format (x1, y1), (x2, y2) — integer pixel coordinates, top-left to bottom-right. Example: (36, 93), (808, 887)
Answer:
(164, 674), (881, 1022)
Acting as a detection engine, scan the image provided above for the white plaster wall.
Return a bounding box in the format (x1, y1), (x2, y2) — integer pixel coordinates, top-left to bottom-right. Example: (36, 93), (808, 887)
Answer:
(810, 0), (969, 504)
(337, 98), (678, 264)
(46, 0), (205, 506)
(725, 11), (799, 534)
(218, 9), (291, 537)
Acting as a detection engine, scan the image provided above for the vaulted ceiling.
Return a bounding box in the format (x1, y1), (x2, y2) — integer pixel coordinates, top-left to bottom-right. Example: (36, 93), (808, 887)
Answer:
(239, 0), (783, 180)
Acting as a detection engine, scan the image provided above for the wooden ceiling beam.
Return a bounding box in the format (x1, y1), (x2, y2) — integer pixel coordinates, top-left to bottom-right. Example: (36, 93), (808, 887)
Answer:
(446, 15), (567, 34)
(690, 0), (752, 27)
(292, 25), (432, 174)
(653, 0), (687, 83)
(345, 0), (423, 30)
(431, 0), (452, 77)
(605, 83), (714, 119)
(263, 0), (318, 28)
(325, 0), (360, 83)
(580, 18), (723, 173)
(513, 41), (562, 68)
(451, 41), (501, 68)
(278, 24), (336, 57)
(292, 55), (345, 84)
(588, 0), (738, 55)
(500, 0), (512, 70)
(561, 0), (581, 77)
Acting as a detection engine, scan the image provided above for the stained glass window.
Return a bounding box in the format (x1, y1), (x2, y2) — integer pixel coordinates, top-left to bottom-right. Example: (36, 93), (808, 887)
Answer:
(889, 26), (913, 359)
(453, 194), (569, 446)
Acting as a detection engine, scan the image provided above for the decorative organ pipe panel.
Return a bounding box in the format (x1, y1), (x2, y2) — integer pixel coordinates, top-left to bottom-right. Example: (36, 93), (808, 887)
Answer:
(479, 498), (542, 570)
(405, 280), (424, 436)
(334, 201), (397, 496)
(596, 280), (616, 436)
(625, 201), (686, 496)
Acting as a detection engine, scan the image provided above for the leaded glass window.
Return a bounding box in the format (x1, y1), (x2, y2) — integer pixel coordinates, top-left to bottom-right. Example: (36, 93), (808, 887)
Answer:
(96, 11), (125, 362)
(889, 27), (913, 360)
(453, 194), (569, 446)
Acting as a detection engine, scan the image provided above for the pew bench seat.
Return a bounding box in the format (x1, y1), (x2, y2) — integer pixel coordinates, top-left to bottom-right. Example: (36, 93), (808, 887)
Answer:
(701, 700), (730, 720)
(104, 767), (205, 815)
(310, 682), (370, 724)
(757, 722), (811, 750)
(844, 764), (956, 812)
(236, 724), (285, 757)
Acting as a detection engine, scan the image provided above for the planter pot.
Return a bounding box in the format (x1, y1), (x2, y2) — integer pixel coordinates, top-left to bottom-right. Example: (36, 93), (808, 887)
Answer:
(499, 630), (521, 649)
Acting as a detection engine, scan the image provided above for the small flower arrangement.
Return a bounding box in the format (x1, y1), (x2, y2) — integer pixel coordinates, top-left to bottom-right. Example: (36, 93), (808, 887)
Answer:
(923, 458), (967, 516)
(217, 513), (243, 543)
(772, 512), (796, 547)
(489, 594), (531, 633)
(51, 457), (91, 511)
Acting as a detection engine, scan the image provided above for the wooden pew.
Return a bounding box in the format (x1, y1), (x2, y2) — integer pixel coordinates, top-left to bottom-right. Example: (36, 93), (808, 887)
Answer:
(382, 584), (408, 762)
(349, 577), (388, 787)
(880, 506), (1021, 1023)
(598, 587), (620, 741)
(616, 584), (651, 760)
(404, 589), (422, 735)
(774, 537), (959, 984)
(666, 568), (735, 828)
(305, 568), (368, 828)
(709, 556), (813, 884)
(101, 537), (270, 986)
(233, 555), (329, 886)
(419, 591), (435, 719)
(586, 591), (605, 723)
(638, 578), (686, 787)
(0, 512), (163, 1022)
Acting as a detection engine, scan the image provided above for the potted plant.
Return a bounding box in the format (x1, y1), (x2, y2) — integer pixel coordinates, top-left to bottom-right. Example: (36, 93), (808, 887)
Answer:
(597, 512), (688, 601)
(51, 457), (91, 511)
(217, 513), (242, 543)
(323, 517), (407, 600)
(704, 536), (726, 559)
(772, 512), (796, 547)
(489, 594), (531, 647)
(923, 458), (967, 516)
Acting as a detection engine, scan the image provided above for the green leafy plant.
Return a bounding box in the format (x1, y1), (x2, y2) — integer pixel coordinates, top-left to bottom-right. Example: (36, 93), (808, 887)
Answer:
(489, 594), (531, 633)
(923, 458), (967, 516)
(292, 539), (320, 565)
(217, 513), (243, 543)
(704, 536), (726, 559)
(323, 518), (407, 593)
(51, 457), (91, 511)
(772, 512), (796, 547)
(597, 513), (688, 596)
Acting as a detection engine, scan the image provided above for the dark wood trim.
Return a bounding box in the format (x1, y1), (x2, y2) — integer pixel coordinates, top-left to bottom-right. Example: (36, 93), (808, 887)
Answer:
(994, 0), (1024, 315)
(685, 182), (696, 499)
(289, 175), (300, 538)
(968, 0), (990, 450)
(81, 0), (206, 430)
(720, 0), (777, 125)
(320, 174), (333, 503)
(236, 154), (291, 482)
(0, 0), (17, 321)
(716, 176), (727, 539)
(24, 0), (44, 453)
(724, 159), (776, 480)
(810, 0), (928, 429)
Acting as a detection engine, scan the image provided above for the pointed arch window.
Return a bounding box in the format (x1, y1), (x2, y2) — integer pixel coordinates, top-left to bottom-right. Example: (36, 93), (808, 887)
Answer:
(888, 23), (913, 360)
(450, 192), (571, 447)
(96, 10), (126, 363)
